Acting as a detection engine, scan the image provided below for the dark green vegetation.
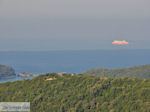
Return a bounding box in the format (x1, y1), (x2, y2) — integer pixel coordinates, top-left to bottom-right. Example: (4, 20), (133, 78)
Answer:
(85, 65), (150, 78)
(0, 73), (150, 112)
(0, 64), (16, 78)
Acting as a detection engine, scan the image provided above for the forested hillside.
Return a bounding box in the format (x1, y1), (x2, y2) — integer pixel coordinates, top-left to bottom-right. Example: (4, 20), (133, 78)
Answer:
(0, 73), (150, 112)
(85, 65), (150, 78)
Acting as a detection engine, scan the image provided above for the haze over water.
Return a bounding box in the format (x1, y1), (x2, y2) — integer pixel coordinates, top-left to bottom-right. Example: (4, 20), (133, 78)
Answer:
(0, 1), (150, 81)
(0, 50), (150, 74)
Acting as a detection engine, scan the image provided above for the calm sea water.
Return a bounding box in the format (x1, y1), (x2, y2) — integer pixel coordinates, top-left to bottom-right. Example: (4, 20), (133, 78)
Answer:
(0, 50), (150, 80)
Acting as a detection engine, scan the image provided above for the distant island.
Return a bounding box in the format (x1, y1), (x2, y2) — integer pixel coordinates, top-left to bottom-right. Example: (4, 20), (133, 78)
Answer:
(85, 65), (150, 78)
(0, 64), (16, 79)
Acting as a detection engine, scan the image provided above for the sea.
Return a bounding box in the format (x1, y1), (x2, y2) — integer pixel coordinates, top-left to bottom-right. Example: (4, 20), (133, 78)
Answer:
(0, 49), (150, 82)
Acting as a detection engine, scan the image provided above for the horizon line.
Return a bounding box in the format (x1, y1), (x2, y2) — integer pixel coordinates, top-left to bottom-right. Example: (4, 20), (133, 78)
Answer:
(0, 48), (150, 52)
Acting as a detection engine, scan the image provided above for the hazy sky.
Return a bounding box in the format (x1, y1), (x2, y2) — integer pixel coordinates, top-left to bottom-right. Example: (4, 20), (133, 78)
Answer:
(0, 0), (150, 51)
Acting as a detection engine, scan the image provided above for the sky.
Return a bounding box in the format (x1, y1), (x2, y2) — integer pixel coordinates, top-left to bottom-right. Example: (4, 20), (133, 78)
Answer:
(0, 0), (150, 51)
